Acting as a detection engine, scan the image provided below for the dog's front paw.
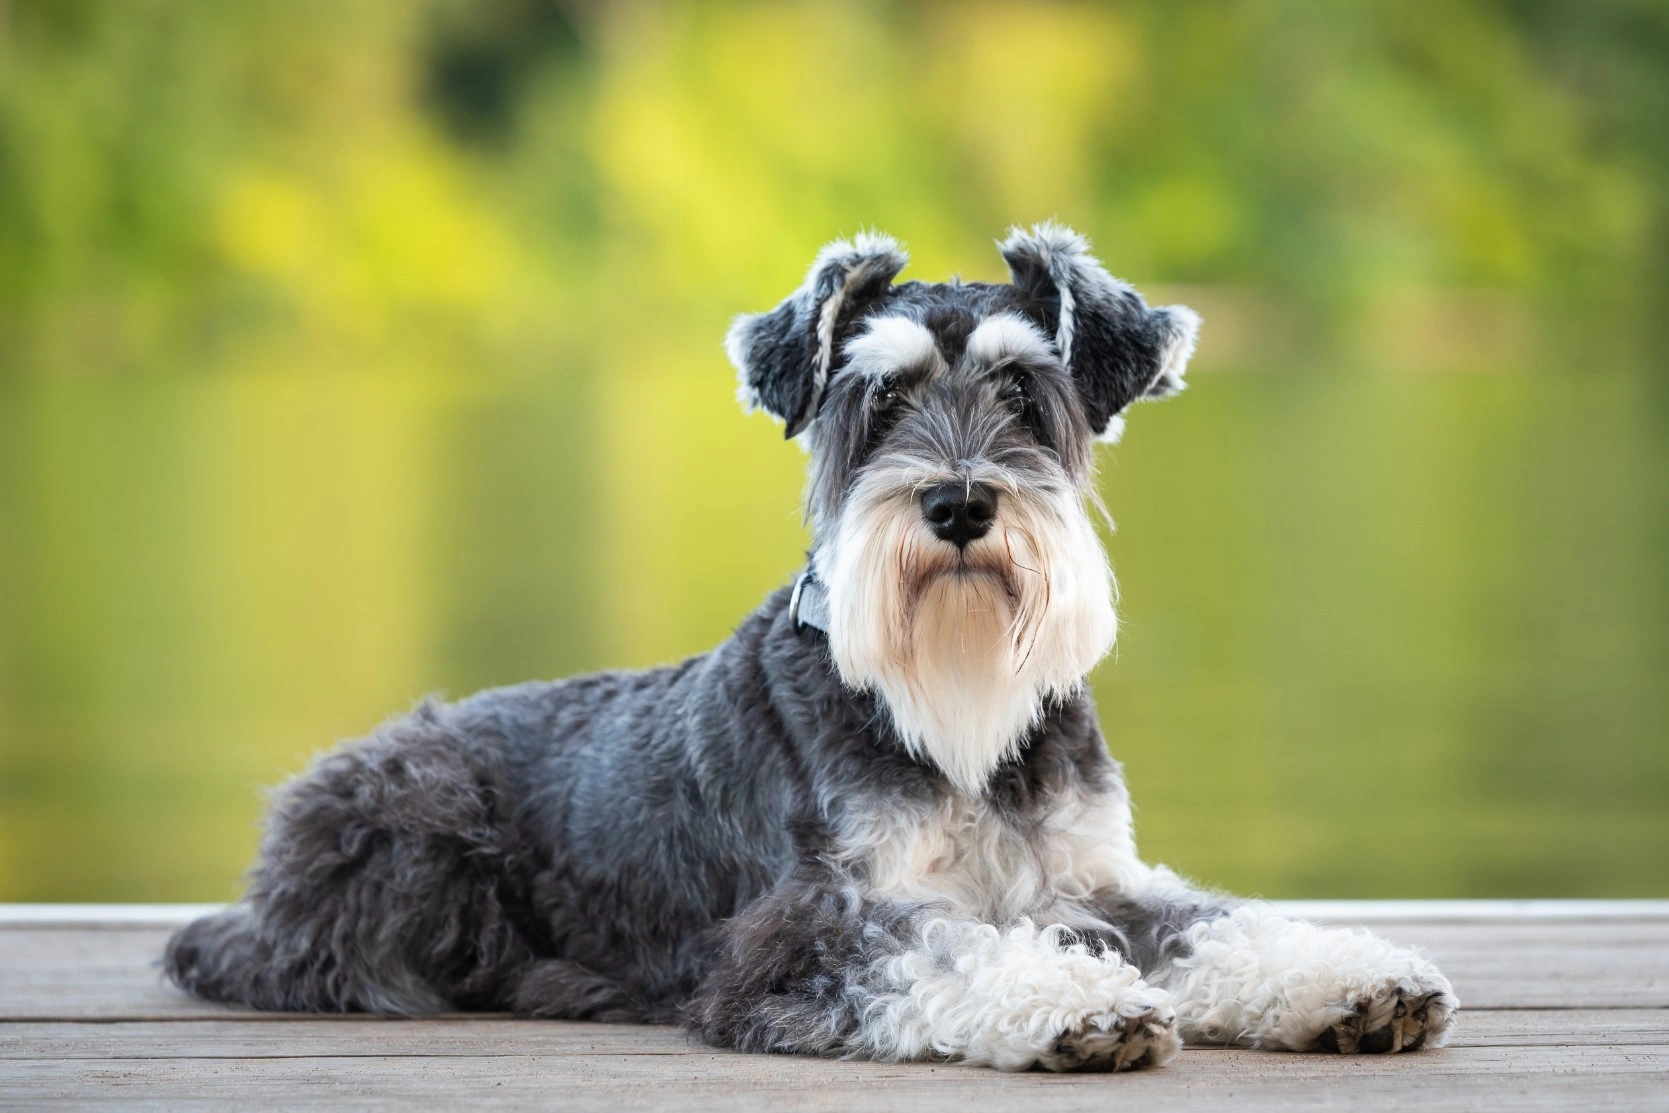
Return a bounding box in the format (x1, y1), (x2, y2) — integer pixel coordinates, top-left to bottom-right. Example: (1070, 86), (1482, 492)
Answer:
(1311, 972), (1457, 1054)
(1041, 995), (1181, 1072)
(1166, 908), (1459, 1054)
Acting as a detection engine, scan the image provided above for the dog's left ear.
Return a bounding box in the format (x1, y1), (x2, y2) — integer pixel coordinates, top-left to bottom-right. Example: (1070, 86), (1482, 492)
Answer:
(726, 232), (909, 439)
(999, 222), (1200, 442)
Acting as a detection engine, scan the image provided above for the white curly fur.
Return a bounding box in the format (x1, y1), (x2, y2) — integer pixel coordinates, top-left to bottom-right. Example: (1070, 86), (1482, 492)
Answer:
(829, 787), (1457, 1065)
(830, 780), (1145, 926)
(839, 315), (945, 379)
(965, 311), (1059, 367)
(853, 917), (1179, 1071)
(1155, 904), (1458, 1051)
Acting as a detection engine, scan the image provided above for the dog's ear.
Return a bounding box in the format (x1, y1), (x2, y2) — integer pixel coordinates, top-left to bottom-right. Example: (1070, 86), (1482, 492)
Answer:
(727, 232), (908, 438)
(999, 222), (1200, 442)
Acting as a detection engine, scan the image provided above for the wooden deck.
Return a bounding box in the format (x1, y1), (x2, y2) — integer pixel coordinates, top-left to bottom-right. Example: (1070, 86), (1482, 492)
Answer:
(2, 902), (1667, 1111)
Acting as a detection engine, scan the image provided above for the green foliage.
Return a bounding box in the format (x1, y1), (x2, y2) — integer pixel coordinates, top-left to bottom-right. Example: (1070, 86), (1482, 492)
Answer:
(2, 0), (1665, 371)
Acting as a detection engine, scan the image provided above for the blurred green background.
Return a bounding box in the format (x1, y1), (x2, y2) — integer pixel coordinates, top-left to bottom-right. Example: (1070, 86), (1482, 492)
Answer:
(1, 0), (1666, 902)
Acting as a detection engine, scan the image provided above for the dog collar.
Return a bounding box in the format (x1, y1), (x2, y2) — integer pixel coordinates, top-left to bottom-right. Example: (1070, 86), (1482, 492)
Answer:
(789, 570), (830, 634)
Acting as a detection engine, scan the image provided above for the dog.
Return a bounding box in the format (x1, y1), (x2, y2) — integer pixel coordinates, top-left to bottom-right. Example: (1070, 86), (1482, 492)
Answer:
(165, 223), (1456, 1071)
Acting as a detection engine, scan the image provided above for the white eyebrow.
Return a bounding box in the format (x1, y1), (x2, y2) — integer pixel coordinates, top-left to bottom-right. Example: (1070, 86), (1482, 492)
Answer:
(965, 312), (1056, 366)
(840, 316), (946, 377)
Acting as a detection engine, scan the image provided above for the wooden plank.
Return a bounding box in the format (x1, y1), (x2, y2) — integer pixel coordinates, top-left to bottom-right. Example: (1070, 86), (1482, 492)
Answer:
(3, 1044), (1667, 1112)
(0, 906), (224, 929)
(3, 1009), (1667, 1061)
(0, 928), (258, 1021)
(5, 915), (1666, 1020)
(1276, 900), (1669, 923)
(1363, 919), (1669, 1008)
(0, 1019), (699, 1060)
(1450, 1009), (1669, 1047)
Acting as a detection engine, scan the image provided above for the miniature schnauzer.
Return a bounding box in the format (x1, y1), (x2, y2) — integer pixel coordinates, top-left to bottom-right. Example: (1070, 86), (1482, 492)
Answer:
(166, 224), (1456, 1070)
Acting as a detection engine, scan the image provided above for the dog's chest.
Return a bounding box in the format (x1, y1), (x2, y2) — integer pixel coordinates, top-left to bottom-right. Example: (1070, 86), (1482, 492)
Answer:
(832, 783), (1141, 923)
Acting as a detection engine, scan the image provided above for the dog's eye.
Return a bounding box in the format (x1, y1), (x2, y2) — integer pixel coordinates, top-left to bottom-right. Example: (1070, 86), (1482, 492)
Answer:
(874, 386), (901, 409)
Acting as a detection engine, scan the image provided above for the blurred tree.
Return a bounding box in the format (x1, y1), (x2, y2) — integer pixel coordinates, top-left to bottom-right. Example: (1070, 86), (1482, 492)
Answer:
(0, 0), (1664, 372)
(421, 0), (587, 148)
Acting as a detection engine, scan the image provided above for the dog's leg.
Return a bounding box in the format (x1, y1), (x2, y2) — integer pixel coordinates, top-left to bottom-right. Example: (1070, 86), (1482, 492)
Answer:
(1104, 878), (1458, 1053)
(688, 877), (1179, 1071)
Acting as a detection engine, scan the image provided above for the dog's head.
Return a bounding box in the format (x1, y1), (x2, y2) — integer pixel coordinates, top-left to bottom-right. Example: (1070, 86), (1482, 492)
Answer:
(726, 223), (1199, 791)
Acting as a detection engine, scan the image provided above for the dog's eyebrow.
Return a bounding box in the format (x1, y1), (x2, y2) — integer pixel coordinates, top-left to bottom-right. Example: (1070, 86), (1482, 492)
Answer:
(840, 316), (946, 377)
(965, 312), (1055, 368)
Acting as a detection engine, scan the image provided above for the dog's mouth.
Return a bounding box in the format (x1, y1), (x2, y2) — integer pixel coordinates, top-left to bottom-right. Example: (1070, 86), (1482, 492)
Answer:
(903, 545), (1021, 609)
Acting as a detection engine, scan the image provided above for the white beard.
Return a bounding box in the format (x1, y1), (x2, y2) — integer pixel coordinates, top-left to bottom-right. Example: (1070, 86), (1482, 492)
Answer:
(819, 477), (1117, 795)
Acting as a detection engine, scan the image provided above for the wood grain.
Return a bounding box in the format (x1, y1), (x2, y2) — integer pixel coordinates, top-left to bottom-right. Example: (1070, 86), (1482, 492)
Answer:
(3, 1010), (1668, 1062)
(4, 1044), (1667, 1112)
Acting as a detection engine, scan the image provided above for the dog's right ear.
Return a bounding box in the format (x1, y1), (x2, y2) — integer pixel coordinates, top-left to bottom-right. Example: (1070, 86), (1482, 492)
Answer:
(726, 233), (908, 438)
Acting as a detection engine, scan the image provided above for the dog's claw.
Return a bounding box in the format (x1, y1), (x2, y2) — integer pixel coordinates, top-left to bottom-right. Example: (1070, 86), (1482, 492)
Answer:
(1315, 984), (1455, 1054)
(1043, 1001), (1180, 1072)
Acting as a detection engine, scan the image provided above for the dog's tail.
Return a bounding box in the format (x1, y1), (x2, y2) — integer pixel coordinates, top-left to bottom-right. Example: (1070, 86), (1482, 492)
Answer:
(164, 905), (282, 1008)
(163, 903), (448, 1014)
(165, 904), (662, 1020)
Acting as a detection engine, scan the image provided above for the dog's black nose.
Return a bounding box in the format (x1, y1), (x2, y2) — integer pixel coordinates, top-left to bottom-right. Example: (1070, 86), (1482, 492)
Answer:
(920, 481), (998, 548)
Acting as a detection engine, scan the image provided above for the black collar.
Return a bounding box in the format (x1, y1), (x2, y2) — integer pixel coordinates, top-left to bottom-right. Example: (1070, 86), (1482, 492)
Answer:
(788, 569), (830, 634)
